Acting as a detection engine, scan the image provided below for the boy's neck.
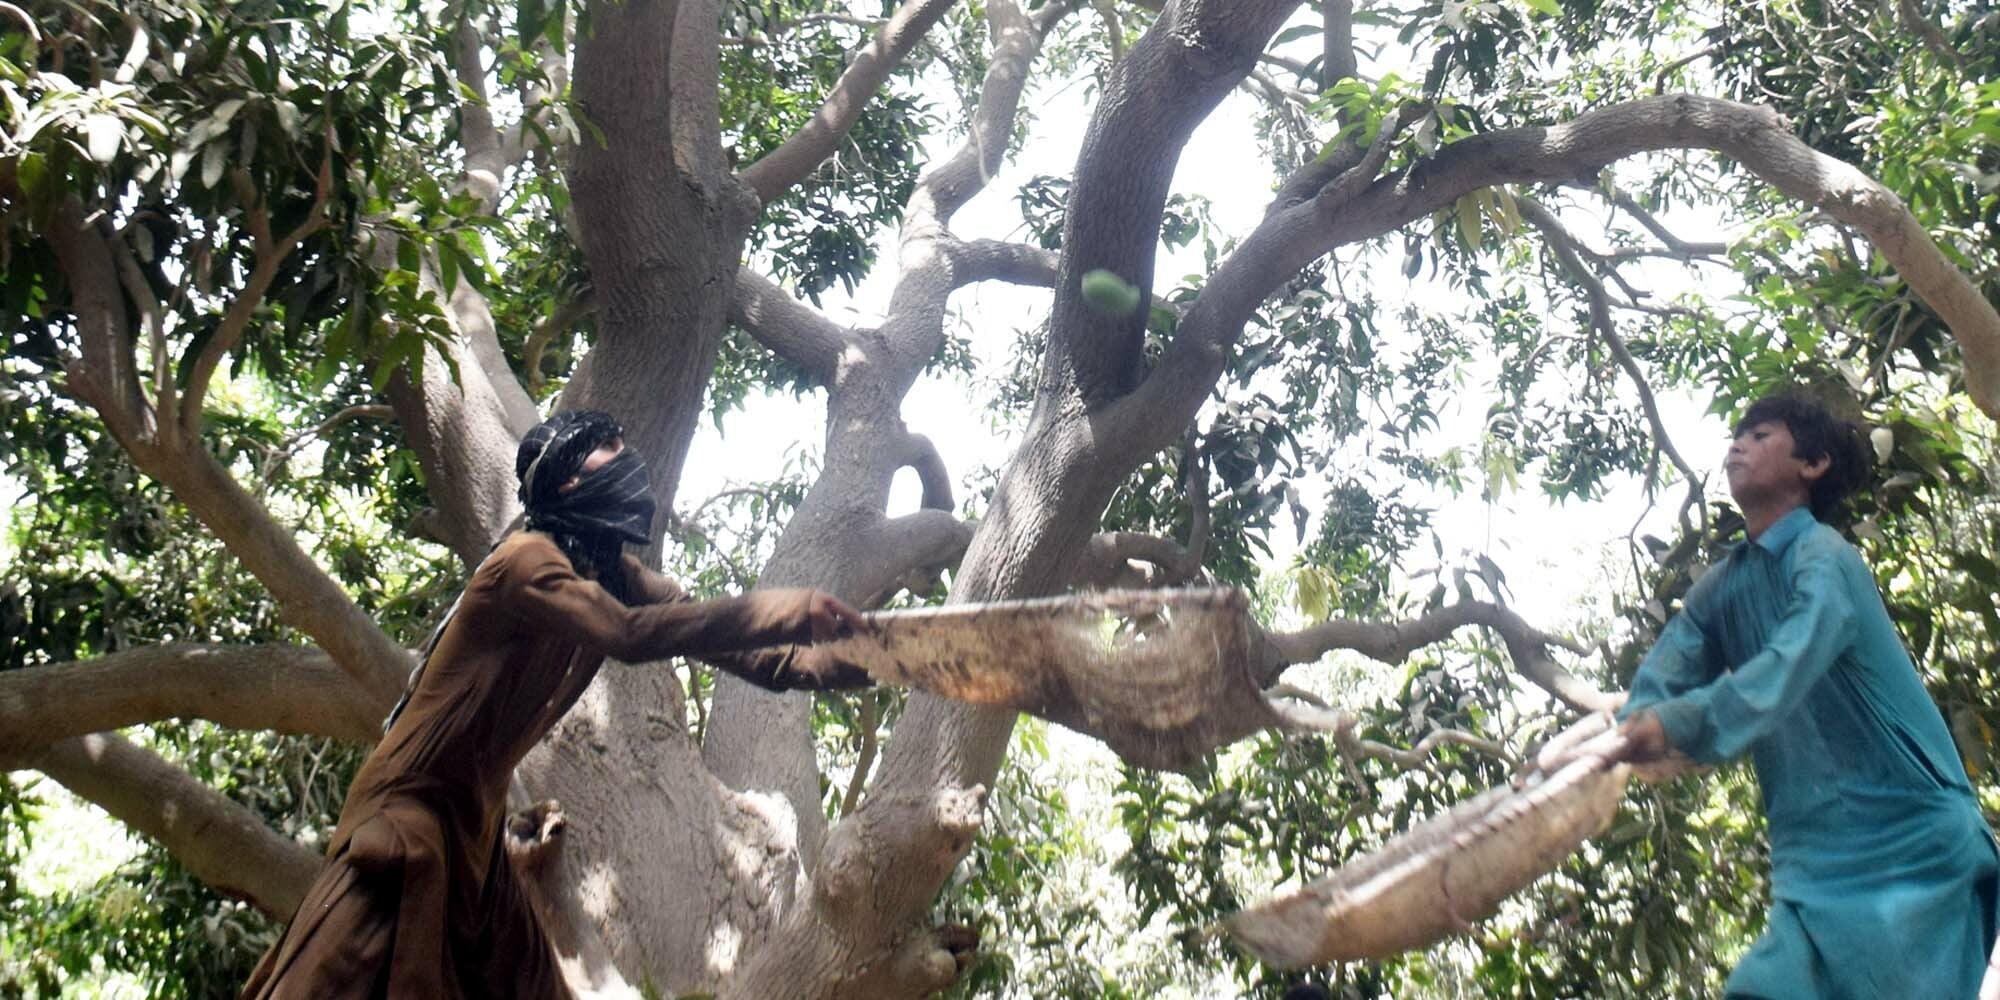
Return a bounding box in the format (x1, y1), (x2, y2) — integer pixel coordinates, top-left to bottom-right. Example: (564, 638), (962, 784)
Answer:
(1742, 497), (1807, 543)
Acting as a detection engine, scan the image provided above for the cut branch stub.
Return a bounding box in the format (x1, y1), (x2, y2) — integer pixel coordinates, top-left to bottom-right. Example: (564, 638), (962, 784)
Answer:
(823, 588), (1286, 770)
(1226, 718), (1632, 968)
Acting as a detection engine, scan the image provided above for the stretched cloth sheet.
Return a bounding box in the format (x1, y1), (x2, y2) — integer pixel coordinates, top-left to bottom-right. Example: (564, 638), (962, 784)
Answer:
(1225, 716), (1631, 967)
(824, 588), (1301, 771)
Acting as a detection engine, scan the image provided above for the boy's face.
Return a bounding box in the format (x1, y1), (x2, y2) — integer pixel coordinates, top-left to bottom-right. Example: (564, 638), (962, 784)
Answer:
(1725, 420), (1825, 508)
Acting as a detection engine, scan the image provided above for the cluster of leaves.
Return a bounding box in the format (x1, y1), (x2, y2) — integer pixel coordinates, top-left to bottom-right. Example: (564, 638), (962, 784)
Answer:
(0, 391), (441, 991)
(0, 0), (485, 403)
(722, 1), (936, 303)
(937, 724), (1176, 1000)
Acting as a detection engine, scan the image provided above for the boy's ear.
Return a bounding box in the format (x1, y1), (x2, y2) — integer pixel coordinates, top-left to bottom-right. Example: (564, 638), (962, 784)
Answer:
(1799, 453), (1830, 483)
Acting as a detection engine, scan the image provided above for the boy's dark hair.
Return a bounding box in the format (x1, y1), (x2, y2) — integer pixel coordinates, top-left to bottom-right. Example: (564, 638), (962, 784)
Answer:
(1735, 391), (1873, 519)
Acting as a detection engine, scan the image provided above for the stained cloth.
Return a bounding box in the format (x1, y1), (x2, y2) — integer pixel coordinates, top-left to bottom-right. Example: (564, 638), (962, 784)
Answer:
(1621, 506), (2000, 999)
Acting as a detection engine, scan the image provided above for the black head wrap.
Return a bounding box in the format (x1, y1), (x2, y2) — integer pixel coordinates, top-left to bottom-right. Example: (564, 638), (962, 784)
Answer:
(383, 411), (655, 733)
(515, 410), (656, 603)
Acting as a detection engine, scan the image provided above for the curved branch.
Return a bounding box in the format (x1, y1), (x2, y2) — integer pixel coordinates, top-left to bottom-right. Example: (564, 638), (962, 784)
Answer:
(730, 269), (853, 383)
(523, 295), (594, 393)
(1324, 717), (1517, 770)
(1650, 44), (1722, 95)
(0, 643), (387, 756)
(21, 733), (322, 920)
(1519, 197), (1707, 532)
(182, 167), (330, 439)
(1073, 530), (1202, 590)
(857, 507), (976, 607)
(258, 403), (396, 495)
(951, 238), (1060, 288)
(1256, 600), (1617, 713)
(898, 431), (954, 511)
(905, 0), (1071, 231)
(1040, 0), (1302, 408)
(1602, 185), (1728, 260)
(1136, 94), (2000, 441)
(1267, 100), (1418, 219)
(0, 2), (41, 41)
(739, 0), (958, 205)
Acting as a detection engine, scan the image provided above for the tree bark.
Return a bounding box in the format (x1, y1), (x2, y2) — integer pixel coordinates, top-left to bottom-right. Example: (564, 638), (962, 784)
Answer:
(724, 4), (1302, 996)
(0, 644), (385, 756)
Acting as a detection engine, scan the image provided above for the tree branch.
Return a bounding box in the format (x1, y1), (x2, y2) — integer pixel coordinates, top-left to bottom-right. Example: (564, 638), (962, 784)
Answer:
(1895, 0), (1962, 69)
(1072, 530), (1203, 589)
(739, 0), (958, 205)
(1182, 435), (1210, 568)
(953, 239), (1059, 288)
(45, 195), (410, 705)
(523, 295), (594, 394)
(1519, 196), (1707, 532)
(898, 430), (954, 511)
(449, 8), (516, 210)
(44, 195), (152, 440)
(106, 222), (177, 437)
(1322, 0), (1355, 89)
(20, 733), (322, 920)
(1602, 185), (1727, 259)
(730, 269), (853, 384)
(1306, 712), (1518, 770)
(857, 508), (977, 608)
(1650, 44), (1722, 94)
(839, 695), (881, 817)
(257, 404), (396, 495)
(1040, 0), (1303, 408)
(1135, 94), (2000, 440)
(0, 643), (386, 756)
(181, 167), (330, 440)
(905, 0), (1076, 233)
(668, 0), (731, 186)
(1256, 600), (1617, 713)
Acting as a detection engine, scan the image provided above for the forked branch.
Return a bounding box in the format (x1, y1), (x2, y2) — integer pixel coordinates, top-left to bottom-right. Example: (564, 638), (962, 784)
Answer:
(1257, 600), (1617, 713)
(739, 0), (959, 204)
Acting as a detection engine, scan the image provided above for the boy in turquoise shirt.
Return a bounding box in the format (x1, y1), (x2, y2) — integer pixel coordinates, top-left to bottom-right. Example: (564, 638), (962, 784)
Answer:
(1615, 392), (1998, 998)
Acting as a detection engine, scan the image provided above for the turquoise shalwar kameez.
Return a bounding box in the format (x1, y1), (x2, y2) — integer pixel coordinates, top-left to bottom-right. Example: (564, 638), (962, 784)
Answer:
(1621, 506), (1999, 999)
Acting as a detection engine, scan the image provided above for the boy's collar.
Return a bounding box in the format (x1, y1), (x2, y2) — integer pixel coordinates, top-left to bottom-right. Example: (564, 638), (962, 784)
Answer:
(1750, 505), (1816, 556)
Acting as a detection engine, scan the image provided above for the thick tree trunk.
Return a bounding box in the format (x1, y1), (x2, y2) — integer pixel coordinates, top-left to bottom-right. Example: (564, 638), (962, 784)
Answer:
(724, 4), (1303, 996)
(516, 0), (776, 990)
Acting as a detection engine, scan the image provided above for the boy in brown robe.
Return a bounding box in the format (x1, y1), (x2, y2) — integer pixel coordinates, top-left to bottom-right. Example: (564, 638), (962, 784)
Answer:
(242, 410), (870, 998)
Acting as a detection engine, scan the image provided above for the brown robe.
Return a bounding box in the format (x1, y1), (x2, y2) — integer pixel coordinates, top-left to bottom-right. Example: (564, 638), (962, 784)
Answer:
(241, 531), (850, 999)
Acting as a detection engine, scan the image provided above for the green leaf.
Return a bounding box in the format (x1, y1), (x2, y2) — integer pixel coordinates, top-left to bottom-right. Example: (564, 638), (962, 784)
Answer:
(437, 240), (459, 294)
(1522, 0), (1561, 15)
(1455, 192), (1483, 247)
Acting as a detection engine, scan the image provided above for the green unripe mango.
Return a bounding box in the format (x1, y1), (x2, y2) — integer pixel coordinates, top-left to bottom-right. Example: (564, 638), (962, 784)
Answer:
(1080, 268), (1143, 316)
